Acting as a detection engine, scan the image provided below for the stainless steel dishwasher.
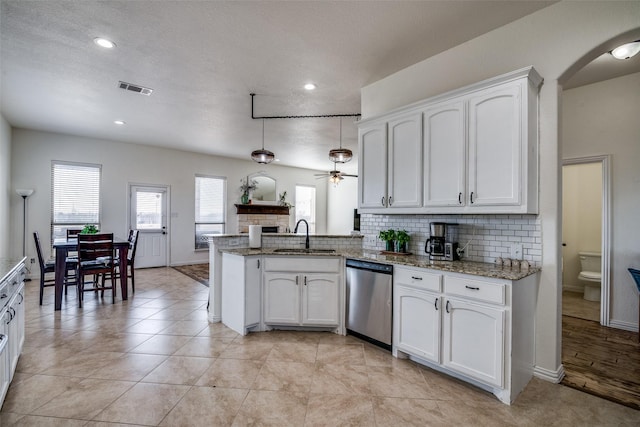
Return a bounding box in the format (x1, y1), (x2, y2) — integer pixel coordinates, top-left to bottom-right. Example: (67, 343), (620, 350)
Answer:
(345, 259), (393, 350)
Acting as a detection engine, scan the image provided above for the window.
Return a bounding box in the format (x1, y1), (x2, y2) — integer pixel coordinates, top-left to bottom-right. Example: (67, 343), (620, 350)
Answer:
(195, 175), (226, 249)
(51, 161), (101, 241)
(295, 185), (316, 234)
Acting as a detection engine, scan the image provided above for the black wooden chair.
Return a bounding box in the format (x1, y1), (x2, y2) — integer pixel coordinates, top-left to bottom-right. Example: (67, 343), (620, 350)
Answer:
(101, 229), (140, 294)
(77, 233), (116, 308)
(33, 231), (77, 305)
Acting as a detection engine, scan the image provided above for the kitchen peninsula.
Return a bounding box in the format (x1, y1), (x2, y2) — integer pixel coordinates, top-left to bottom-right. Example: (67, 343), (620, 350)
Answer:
(207, 232), (539, 405)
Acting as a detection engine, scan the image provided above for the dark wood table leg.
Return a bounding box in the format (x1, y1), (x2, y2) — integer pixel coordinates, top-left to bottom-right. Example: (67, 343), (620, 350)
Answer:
(54, 246), (66, 310)
(119, 246), (129, 300)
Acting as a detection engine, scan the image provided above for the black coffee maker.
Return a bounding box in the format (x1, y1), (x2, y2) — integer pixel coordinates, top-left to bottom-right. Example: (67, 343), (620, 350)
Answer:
(425, 222), (459, 261)
(425, 222), (446, 259)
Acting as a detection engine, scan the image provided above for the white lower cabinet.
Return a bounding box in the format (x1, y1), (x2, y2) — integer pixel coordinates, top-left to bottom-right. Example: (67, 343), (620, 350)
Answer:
(263, 257), (342, 329)
(442, 297), (504, 387)
(221, 254), (261, 335)
(393, 265), (537, 404)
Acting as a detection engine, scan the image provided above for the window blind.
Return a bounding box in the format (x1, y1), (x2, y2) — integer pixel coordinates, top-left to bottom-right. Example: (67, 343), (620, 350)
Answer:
(195, 175), (226, 249)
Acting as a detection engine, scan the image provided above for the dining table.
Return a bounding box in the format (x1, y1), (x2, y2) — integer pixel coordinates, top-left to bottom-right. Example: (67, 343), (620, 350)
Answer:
(53, 237), (129, 310)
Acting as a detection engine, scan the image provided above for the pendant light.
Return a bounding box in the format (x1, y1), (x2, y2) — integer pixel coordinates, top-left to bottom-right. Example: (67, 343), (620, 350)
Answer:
(329, 118), (352, 163)
(251, 119), (275, 164)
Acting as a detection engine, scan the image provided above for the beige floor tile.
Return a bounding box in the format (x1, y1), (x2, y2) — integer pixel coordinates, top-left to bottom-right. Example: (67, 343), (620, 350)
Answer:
(40, 351), (124, 378)
(232, 390), (308, 427)
(9, 415), (88, 426)
(89, 353), (168, 381)
(156, 319), (209, 336)
(253, 360), (316, 393)
(0, 412), (25, 425)
(93, 382), (190, 425)
(146, 308), (196, 320)
(33, 378), (135, 420)
(219, 341), (275, 361)
(1, 374), (83, 414)
(372, 396), (447, 426)
(77, 332), (153, 353)
(437, 400), (521, 426)
(316, 343), (366, 365)
(123, 319), (175, 334)
(367, 365), (432, 399)
(160, 386), (248, 426)
(305, 393), (375, 426)
(128, 333), (192, 355)
(141, 355), (214, 385)
(173, 336), (235, 357)
(16, 345), (78, 374)
(197, 322), (240, 338)
(267, 342), (318, 363)
(310, 363), (371, 395)
(196, 358), (264, 388)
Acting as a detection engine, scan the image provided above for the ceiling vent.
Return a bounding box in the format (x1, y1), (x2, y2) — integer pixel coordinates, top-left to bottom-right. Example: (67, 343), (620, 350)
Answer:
(118, 81), (153, 96)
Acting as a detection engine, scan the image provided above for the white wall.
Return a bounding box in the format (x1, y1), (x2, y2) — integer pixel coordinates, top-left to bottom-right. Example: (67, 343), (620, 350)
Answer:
(360, 1), (640, 378)
(326, 178), (357, 235)
(561, 163), (602, 292)
(0, 114), (11, 258)
(563, 73), (640, 330)
(9, 128), (329, 267)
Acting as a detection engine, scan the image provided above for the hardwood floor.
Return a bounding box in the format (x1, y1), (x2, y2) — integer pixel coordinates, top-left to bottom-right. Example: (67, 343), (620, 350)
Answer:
(562, 315), (640, 410)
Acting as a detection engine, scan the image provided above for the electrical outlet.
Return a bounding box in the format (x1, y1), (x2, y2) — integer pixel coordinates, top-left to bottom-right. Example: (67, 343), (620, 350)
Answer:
(510, 243), (523, 260)
(30, 258), (35, 263)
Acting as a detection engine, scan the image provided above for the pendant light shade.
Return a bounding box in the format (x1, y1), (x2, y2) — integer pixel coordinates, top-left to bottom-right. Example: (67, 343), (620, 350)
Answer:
(328, 118), (352, 163)
(251, 119), (275, 164)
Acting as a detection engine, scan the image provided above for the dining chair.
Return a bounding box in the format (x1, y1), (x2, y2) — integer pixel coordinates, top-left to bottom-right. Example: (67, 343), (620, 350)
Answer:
(66, 228), (82, 240)
(77, 233), (116, 308)
(101, 229), (139, 293)
(627, 268), (640, 343)
(33, 231), (77, 305)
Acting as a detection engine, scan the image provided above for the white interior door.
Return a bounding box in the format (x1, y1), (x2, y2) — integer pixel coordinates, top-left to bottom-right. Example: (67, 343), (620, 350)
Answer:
(130, 185), (168, 268)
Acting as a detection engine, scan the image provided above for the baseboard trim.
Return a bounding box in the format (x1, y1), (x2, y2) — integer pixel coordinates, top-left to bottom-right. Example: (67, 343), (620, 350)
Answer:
(608, 319), (639, 333)
(533, 364), (565, 383)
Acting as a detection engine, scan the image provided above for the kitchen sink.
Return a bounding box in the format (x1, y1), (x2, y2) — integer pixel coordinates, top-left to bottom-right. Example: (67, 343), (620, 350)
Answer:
(273, 248), (336, 253)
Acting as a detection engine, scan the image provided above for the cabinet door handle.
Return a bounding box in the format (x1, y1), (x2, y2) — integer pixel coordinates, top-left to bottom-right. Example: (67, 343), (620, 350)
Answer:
(304, 276), (307, 286)
(257, 259), (260, 269)
(0, 293), (7, 300)
(388, 196), (393, 206)
(458, 192), (462, 204)
(295, 276), (299, 286)
(411, 276), (422, 281)
(470, 192), (475, 204)
(434, 297), (439, 311)
(465, 285), (480, 291)
(445, 300), (451, 313)
(381, 196), (386, 207)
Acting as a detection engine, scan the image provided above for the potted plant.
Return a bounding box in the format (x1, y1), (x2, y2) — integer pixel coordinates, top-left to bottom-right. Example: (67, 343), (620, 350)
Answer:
(378, 229), (396, 252)
(395, 229), (410, 253)
(80, 224), (99, 234)
(239, 177), (257, 204)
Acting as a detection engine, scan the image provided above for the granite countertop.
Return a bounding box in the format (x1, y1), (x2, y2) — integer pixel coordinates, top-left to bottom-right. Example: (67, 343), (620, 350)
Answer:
(220, 248), (539, 281)
(0, 258), (27, 283)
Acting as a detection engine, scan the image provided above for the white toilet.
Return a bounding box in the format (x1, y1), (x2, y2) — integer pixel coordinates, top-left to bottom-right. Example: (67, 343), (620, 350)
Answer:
(578, 251), (601, 302)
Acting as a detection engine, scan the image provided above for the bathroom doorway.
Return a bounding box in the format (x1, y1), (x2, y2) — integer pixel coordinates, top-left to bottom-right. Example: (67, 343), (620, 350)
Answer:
(561, 156), (611, 326)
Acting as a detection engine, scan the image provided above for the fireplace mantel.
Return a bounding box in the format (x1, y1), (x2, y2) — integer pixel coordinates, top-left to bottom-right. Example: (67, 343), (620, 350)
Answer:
(234, 204), (290, 215)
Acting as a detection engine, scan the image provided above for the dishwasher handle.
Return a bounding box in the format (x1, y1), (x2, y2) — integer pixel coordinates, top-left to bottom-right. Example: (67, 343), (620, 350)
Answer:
(345, 259), (393, 274)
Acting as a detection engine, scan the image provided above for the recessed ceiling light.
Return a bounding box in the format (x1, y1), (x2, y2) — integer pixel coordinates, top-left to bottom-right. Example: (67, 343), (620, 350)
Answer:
(114, 120), (126, 125)
(304, 83), (316, 91)
(610, 40), (640, 60)
(94, 37), (116, 49)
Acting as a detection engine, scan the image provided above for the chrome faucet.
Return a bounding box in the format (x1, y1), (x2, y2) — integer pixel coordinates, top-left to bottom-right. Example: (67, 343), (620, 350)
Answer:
(294, 219), (310, 249)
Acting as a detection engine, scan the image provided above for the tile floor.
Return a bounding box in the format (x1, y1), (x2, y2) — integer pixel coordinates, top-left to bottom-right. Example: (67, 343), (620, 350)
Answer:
(562, 290), (600, 322)
(1, 267), (638, 426)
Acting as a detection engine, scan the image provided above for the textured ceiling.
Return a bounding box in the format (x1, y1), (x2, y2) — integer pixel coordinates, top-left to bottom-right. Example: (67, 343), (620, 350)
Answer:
(2, 1), (632, 174)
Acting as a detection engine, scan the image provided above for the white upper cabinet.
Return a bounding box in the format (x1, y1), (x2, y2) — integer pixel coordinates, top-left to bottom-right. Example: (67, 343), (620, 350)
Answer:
(358, 122), (387, 209)
(358, 66), (542, 214)
(422, 99), (466, 207)
(358, 113), (422, 211)
(467, 83), (522, 208)
(387, 113), (423, 208)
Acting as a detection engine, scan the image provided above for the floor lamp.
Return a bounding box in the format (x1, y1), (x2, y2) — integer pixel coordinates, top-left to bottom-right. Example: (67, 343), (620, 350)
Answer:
(16, 188), (34, 260)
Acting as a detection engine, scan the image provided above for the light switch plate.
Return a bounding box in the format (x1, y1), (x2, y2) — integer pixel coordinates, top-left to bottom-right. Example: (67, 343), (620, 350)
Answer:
(510, 243), (523, 260)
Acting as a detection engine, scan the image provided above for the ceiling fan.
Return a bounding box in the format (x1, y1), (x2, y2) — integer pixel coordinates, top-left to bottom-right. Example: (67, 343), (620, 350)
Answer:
(315, 161), (358, 184)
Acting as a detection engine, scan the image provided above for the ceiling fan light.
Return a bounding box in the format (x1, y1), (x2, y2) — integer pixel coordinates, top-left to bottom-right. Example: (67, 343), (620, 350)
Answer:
(610, 41), (640, 59)
(329, 148), (353, 163)
(329, 174), (342, 184)
(251, 149), (275, 164)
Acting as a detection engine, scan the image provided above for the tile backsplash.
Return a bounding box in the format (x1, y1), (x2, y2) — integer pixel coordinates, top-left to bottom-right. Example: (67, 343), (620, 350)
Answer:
(360, 213), (541, 266)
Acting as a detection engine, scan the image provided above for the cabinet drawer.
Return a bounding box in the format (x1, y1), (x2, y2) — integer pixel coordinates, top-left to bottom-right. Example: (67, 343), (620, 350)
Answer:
(263, 257), (341, 273)
(444, 276), (505, 305)
(394, 266), (441, 293)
